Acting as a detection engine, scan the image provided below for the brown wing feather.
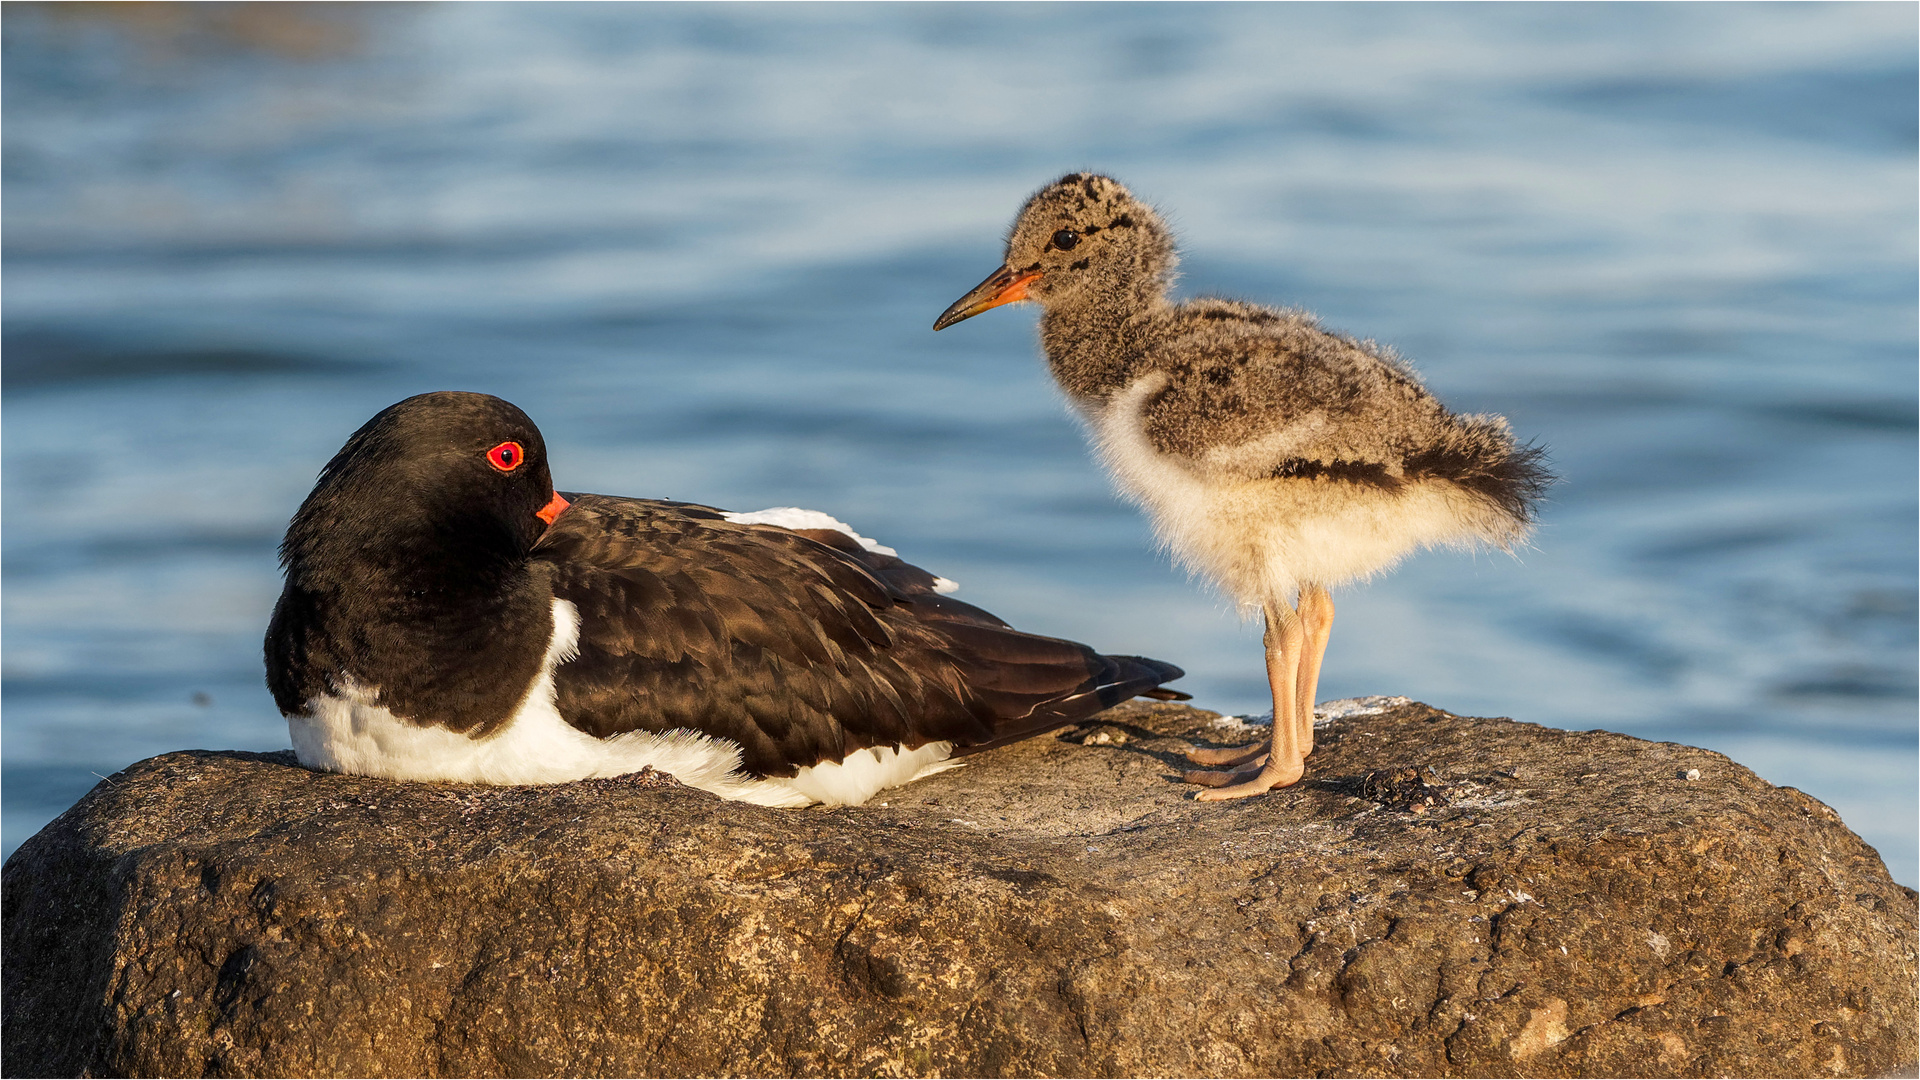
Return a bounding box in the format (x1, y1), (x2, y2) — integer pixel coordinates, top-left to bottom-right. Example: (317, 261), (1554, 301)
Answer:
(532, 495), (1182, 777)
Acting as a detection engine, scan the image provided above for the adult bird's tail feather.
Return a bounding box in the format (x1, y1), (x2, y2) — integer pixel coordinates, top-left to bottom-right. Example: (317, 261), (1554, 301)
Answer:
(952, 652), (1187, 757)
(783, 518), (1189, 755)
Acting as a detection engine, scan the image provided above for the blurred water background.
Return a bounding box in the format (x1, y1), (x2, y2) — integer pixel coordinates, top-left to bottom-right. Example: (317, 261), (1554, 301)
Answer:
(4, 2), (1914, 884)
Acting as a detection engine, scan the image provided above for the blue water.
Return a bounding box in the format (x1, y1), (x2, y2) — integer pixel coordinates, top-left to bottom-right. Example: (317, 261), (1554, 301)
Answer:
(5, 3), (1914, 884)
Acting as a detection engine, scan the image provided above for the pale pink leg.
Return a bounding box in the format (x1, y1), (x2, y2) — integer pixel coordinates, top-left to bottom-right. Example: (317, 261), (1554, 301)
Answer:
(1192, 600), (1307, 799)
(1185, 741), (1269, 768)
(1294, 584), (1334, 758)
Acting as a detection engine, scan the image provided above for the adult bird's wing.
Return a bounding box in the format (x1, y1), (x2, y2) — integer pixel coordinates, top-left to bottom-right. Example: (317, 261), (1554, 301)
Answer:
(532, 495), (1184, 777)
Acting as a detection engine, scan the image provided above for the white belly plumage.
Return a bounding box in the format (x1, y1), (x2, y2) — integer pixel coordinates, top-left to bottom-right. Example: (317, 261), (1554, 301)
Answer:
(288, 598), (961, 807)
(1086, 374), (1514, 605)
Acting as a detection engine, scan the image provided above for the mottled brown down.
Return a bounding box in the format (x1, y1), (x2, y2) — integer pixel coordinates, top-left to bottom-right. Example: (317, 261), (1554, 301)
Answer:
(973, 173), (1551, 526)
(936, 174), (1555, 798)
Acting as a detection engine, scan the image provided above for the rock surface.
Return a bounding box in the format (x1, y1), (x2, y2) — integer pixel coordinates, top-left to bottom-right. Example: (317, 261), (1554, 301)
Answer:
(4, 700), (1915, 1078)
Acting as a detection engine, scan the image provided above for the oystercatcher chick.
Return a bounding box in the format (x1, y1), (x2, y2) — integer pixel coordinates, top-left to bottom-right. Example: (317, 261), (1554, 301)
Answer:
(265, 391), (1186, 807)
(934, 173), (1551, 800)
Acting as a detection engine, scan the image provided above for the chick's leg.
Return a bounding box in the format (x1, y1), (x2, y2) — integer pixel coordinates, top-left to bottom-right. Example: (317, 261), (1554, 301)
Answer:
(1192, 600), (1307, 799)
(1295, 584), (1334, 757)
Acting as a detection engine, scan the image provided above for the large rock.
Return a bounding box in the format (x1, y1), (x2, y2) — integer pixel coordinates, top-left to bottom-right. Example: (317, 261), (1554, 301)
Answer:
(4, 700), (1914, 1078)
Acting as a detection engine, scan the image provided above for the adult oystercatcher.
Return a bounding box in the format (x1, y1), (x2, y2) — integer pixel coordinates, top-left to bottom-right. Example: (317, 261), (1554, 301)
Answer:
(265, 391), (1185, 807)
(934, 173), (1551, 799)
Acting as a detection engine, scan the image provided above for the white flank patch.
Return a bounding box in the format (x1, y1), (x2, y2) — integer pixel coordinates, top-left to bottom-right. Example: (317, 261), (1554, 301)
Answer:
(289, 597), (956, 807)
(1211, 695), (1413, 730)
(721, 506), (898, 557)
(778, 743), (964, 805)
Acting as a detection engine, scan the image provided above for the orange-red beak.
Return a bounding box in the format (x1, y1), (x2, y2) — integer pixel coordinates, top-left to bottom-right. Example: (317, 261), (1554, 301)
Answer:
(932, 265), (1042, 331)
(536, 491), (570, 526)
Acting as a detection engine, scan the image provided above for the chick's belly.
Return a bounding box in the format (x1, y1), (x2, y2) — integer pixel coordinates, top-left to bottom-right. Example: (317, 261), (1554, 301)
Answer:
(1140, 473), (1470, 601)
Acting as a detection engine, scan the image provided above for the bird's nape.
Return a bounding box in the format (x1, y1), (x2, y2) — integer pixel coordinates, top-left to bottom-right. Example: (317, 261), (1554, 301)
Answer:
(267, 392), (1187, 807)
(933, 174), (1554, 800)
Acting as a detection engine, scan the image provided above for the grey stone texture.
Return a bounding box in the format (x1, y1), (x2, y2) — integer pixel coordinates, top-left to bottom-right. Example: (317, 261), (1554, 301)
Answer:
(5, 700), (1915, 1077)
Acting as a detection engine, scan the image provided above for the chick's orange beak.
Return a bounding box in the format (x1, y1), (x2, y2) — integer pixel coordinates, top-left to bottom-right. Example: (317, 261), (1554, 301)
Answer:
(932, 266), (1042, 331)
(536, 491), (570, 526)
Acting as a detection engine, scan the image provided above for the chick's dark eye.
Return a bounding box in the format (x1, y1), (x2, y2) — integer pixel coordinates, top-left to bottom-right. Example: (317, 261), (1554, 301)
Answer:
(486, 441), (524, 472)
(1051, 229), (1080, 251)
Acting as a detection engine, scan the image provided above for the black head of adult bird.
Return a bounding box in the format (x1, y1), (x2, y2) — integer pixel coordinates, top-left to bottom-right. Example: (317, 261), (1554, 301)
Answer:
(936, 173), (1553, 800)
(265, 390), (1187, 806)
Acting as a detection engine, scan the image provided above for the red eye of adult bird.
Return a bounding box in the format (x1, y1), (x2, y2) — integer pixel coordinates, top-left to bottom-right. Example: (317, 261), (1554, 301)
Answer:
(264, 390), (1188, 809)
(486, 441), (524, 472)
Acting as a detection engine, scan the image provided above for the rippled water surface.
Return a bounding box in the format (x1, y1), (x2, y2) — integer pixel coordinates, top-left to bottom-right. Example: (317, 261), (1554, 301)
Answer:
(5, 3), (1914, 883)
